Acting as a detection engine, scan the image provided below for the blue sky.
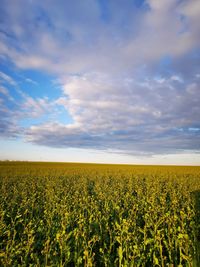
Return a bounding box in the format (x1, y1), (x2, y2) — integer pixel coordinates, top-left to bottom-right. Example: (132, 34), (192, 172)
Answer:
(0, 0), (200, 165)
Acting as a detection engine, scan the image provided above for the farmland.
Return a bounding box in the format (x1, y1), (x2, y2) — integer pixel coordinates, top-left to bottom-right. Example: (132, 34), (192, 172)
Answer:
(0, 161), (200, 266)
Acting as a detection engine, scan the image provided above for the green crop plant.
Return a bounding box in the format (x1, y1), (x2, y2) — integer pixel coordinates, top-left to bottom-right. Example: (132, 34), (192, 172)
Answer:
(0, 161), (199, 266)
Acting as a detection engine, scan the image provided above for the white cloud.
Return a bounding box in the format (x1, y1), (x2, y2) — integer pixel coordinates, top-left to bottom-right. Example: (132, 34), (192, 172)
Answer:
(21, 96), (53, 118)
(170, 75), (183, 83)
(0, 85), (15, 102)
(25, 78), (38, 85)
(0, 86), (9, 96)
(0, 0), (199, 75)
(24, 72), (200, 154)
(0, 71), (17, 86)
(0, 0), (200, 157)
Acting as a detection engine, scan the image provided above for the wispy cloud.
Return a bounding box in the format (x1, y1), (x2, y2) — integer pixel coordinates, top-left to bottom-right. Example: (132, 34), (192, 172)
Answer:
(0, 71), (17, 86)
(25, 78), (38, 86)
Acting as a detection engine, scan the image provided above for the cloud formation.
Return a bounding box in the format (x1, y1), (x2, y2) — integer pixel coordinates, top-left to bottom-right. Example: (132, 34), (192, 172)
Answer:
(0, 0), (200, 157)
(26, 73), (200, 154)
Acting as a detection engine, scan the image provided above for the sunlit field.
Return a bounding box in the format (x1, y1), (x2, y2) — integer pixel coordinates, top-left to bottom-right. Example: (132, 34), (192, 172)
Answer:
(0, 161), (200, 266)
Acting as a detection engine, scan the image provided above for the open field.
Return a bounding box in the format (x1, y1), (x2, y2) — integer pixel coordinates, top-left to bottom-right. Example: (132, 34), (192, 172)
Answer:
(0, 161), (200, 266)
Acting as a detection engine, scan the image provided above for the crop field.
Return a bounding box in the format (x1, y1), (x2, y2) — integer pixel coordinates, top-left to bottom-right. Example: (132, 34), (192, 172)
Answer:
(0, 162), (200, 266)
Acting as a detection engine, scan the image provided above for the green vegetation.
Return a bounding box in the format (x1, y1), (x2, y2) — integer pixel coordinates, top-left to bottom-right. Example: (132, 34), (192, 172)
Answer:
(0, 161), (200, 266)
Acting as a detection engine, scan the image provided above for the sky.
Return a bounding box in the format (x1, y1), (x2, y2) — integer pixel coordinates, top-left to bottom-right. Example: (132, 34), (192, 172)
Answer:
(0, 0), (200, 165)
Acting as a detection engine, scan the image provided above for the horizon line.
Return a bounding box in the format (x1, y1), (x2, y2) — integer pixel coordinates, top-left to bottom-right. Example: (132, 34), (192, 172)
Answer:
(1, 159), (200, 167)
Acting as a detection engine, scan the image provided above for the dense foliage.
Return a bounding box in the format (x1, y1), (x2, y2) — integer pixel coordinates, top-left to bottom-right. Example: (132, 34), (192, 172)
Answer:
(0, 162), (200, 266)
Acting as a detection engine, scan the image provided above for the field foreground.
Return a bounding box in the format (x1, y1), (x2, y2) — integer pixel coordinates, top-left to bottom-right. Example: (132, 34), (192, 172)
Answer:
(0, 161), (200, 266)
